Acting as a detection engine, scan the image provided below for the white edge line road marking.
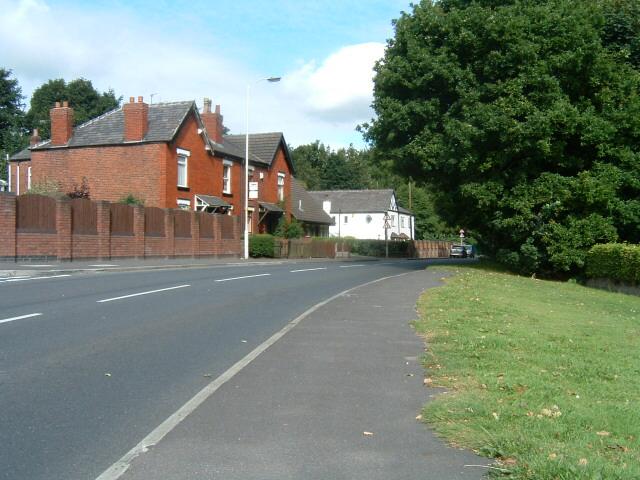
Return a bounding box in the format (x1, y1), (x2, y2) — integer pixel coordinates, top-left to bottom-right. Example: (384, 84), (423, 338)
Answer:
(97, 285), (191, 303)
(0, 313), (42, 325)
(215, 273), (271, 282)
(95, 270), (413, 480)
(339, 264), (365, 268)
(3, 274), (71, 283)
(88, 264), (119, 267)
(290, 267), (327, 273)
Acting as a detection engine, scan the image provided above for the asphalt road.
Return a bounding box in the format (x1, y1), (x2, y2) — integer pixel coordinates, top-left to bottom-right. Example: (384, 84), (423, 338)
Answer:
(0, 258), (433, 480)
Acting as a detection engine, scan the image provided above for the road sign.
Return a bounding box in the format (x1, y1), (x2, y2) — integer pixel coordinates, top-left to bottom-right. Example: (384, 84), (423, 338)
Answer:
(383, 213), (391, 230)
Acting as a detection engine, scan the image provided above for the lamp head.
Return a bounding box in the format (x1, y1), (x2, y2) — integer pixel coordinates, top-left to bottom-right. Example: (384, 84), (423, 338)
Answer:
(266, 77), (281, 83)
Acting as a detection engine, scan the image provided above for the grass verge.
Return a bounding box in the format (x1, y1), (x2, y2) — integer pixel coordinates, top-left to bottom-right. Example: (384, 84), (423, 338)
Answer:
(415, 264), (640, 479)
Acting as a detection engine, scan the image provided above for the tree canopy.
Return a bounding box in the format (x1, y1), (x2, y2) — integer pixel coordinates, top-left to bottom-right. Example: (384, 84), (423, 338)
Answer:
(0, 69), (26, 179)
(26, 78), (121, 139)
(364, 0), (640, 276)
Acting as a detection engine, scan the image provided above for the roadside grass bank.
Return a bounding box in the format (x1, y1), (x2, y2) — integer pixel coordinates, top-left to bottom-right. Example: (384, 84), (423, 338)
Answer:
(415, 264), (640, 479)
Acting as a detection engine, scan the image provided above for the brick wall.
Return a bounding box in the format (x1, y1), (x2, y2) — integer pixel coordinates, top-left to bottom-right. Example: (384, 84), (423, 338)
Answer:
(0, 193), (241, 261)
(31, 144), (165, 206)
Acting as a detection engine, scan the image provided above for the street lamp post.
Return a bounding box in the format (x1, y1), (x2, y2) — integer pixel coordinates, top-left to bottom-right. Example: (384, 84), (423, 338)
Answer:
(244, 76), (281, 260)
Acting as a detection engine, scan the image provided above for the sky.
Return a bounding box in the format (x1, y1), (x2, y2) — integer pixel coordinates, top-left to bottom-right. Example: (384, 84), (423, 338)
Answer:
(0, 0), (412, 149)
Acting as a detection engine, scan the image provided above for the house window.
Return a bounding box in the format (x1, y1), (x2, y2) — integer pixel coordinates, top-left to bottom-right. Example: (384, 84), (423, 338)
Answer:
(177, 148), (190, 188)
(27, 167), (32, 190)
(223, 161), (232, 194)
(344, 216), (348, 224)
(277, 173), (285, 201)
(401, 217), (405, 227)
(366, 215), (372, 224)
(177, 198), (191, 210)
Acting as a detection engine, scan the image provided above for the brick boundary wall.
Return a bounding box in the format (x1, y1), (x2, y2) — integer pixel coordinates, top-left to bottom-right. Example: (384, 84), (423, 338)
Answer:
(0, 193), (241, 261)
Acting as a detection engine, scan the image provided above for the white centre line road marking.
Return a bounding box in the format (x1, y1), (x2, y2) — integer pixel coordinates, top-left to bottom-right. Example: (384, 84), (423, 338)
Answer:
(88, 264), (119, 267)
(0, 274), (71, 283)
(215, 273), (271, 282)
(290, 267), (327, 273)
(339, 264), (365, 268)
(97, 285), (191, 303)
(0, 313), (42, 325)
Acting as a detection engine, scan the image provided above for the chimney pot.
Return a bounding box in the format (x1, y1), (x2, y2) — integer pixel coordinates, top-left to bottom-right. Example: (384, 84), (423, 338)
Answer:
(129, 96), (135, 103)
(30, 128), (41, 146)
(215, 104), (221, 114)
(137, 96), (143, 103)
(201, 103), (224, 143)
(203, 97), (211, 114)
(62, 100), (69, 108)
(55, 101), (61, 108)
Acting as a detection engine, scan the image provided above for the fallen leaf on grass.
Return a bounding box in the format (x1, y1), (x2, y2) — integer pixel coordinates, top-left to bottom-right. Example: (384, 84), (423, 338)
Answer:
(578, 458), (588, 466)
(596, 431), (610, 436)
(492, 412), (499, 420)
(548, 453), (557, 460)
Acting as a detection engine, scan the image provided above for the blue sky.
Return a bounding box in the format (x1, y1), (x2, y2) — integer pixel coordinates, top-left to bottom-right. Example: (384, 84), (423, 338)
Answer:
(0, 0), (412, 148)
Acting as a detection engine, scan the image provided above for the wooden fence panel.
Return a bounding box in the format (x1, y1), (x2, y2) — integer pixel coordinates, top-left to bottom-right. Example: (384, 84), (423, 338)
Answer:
(145, 207), (165, 237)
(71, 198), (97, 235)
(16, 194), (56, 233)
(198, 212), (215, 239)
(174, 210), (191, 238)
(220, 215), (235, 239)
(110, 203), (133, 236)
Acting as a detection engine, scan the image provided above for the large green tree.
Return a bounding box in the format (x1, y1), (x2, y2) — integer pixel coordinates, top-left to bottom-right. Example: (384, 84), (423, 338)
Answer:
(26, 78), (120, 139)
(364, 0), (640, 276)
(0, 68), (26, 180)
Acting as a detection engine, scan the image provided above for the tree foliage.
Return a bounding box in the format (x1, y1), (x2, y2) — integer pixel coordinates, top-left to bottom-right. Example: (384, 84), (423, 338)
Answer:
(26, 78), (121, 139)
(364, 0), (640, 276)
(0, 68), (26, 179)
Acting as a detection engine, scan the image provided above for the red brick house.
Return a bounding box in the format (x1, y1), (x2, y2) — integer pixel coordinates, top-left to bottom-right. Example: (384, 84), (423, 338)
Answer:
(9, 97), (297, 234)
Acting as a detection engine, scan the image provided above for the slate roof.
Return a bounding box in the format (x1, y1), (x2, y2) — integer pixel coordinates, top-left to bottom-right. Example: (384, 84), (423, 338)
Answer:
(225, 133), (294, 173)
(291, 178), (333, 225)
(398, 206), (413, 215)
(195, 194), (230, 208)
(36, 101), (195, 150)
(11, 146), (31, 161)
(309, 189), (398, 214)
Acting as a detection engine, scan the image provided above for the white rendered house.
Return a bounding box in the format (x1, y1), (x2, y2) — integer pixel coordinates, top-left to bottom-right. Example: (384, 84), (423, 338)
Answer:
(309, 189), (415, 240)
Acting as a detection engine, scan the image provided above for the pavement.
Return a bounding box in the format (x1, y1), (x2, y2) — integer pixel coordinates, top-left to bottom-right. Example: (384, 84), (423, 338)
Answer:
(108, 267), (488, 480)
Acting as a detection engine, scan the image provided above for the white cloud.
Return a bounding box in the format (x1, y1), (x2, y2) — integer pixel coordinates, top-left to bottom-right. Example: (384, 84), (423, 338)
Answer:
(283, 43), (385, 124)
(0, 0), (384, 148)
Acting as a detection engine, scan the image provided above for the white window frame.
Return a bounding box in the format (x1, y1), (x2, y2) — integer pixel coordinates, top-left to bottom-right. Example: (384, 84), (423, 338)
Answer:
(223, 160), (233, 194)
(27, 167), (32, 190)
(247, 206), (254, 233)
(7, 163), (11, 192)
(177, 148), (190, 188)
(277, 172), (285, 201)
(177, 198), (191, 210)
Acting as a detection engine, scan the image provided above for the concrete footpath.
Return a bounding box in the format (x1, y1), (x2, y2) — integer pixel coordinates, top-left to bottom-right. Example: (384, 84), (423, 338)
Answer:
(110, 268), (488, 480)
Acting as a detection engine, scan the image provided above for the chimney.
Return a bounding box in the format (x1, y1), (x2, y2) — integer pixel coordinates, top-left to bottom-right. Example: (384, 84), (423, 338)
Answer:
(201, 98), (224, 143)
(30, 128), (41, 146)
(123, 95), (149, 142)
(50, 101), (74, 145)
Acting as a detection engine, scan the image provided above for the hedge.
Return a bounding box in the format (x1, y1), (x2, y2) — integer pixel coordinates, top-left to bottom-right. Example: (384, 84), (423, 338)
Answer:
(345, 239), (413, 257)
(249, 234), (275, 258)
(585, 243), (640, 284)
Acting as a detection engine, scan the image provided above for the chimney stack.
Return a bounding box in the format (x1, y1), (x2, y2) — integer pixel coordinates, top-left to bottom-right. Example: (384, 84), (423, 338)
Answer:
(123, 95), (149, 142)
(50, 101), (74, 145)
(201, 98), (224, 143)
(30, 128), (41, 147)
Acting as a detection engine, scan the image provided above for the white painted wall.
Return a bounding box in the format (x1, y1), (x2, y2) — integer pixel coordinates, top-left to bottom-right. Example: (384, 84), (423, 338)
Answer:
(326, 211), (414, 240)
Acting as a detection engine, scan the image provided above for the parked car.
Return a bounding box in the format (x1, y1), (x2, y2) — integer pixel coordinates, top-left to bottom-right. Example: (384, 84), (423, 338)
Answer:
(450, 244), (475, 258)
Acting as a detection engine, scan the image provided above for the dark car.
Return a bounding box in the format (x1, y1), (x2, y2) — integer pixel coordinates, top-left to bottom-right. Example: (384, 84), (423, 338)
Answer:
(449, 244), (475, 258)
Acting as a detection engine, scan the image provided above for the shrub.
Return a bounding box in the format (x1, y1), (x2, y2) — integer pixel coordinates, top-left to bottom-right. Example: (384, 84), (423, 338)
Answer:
(274, 217), (304, 239)
(119, 193), (145, 206)
(27, 179), (65, 199)
(586, 243), (640, 284)
(67, 177), (90, 199)
(249, 234), (275, 258)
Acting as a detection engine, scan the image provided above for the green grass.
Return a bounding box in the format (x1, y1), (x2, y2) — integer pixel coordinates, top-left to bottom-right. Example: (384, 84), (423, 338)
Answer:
(415, 264), (640, 479)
